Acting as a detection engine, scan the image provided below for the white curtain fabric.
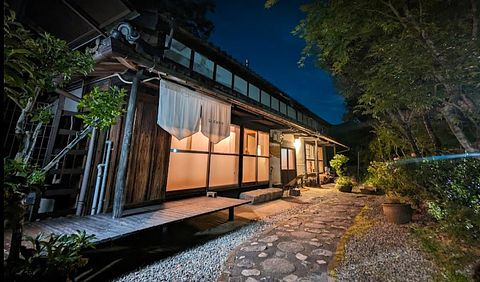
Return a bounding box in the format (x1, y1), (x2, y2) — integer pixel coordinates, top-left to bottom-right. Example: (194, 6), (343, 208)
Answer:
(157, 80), (202, 140)
(157, 79), (231, 143)
(200, 95), (231, 144)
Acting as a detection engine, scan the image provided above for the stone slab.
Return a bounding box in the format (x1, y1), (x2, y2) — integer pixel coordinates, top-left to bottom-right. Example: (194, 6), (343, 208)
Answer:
(240, 188), (284, 204)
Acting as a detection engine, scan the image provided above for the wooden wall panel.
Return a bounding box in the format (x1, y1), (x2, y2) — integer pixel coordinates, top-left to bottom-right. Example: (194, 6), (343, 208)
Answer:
(104, 88), (171, 210)
(126, 94), (157, 204)
(103, 115), (125, 212)
(149, 126), (171, 201)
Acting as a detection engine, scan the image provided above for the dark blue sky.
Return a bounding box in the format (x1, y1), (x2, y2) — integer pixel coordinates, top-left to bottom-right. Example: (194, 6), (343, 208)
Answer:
(208, 0), (345, 125)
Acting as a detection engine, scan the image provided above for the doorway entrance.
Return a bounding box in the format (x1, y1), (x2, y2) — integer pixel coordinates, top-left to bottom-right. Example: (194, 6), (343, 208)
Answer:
(280, 147), (296, 184)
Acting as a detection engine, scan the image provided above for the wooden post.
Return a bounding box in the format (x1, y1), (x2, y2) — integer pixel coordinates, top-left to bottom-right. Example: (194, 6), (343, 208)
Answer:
(43, 96), (64, 167)
(112, 70), (142, 218)
(228, 207), (234, 221)
(314, 139), (319, 185)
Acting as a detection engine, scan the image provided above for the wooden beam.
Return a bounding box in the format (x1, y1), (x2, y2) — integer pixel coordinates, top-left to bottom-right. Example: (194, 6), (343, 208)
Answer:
(114, 57), (138, 71)
(314, 139), (319, 185)
(112, 69), (143, 218)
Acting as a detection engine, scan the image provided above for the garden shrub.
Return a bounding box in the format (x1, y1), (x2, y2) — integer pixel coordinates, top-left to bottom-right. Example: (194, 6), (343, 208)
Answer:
(414, 158), (480, 241)
(330, 154), (349, 176)
(366, 158), (480, 240)
(335, 176), (353, 192)
(11, 231), (95, 281)
(365, 161), (419, 203)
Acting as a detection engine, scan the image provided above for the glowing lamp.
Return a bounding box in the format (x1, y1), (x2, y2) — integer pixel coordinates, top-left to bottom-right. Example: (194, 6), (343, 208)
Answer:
(294, 139), (301, 150)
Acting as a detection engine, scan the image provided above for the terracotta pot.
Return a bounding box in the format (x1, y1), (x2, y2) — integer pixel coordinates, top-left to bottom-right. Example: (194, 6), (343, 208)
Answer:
(382, 203), (413, 224)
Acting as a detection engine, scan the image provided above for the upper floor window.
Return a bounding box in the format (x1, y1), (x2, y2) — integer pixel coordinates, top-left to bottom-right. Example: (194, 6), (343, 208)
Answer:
(287, 106), (296, 120)
(261, 91), (270, 107)
(215, 64), (232, 88)
(248, 84), (260, 101)
(193, 52), (214, 79)
(164, 38), (191, 68)
(280, 101), (287, 115)
(271, 96), (279, 111)
(234, 75), (248, 96)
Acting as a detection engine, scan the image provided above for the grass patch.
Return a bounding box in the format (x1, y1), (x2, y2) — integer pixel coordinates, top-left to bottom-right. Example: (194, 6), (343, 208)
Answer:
(411, 225), (480, 282)
(328, 204), (376, 277)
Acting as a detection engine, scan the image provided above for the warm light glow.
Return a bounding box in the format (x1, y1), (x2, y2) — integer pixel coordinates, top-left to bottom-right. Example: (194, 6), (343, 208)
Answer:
(294, 139), (301, 150)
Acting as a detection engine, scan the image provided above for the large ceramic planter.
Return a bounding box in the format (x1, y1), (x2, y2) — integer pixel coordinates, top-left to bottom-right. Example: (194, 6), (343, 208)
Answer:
(382, 203), (413, 224)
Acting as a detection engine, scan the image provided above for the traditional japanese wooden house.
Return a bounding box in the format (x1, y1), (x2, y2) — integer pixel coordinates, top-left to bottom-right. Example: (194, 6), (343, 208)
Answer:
(4, 0), (348, 221)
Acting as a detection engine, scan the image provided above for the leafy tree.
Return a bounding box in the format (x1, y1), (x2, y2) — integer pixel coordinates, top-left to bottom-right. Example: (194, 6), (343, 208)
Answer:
(4, 6), (126, 279)
(129, 0), (215, 39)
(274, 0), (479, 153)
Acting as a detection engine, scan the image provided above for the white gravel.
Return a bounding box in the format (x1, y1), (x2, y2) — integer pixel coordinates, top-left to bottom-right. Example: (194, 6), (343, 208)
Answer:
(335, 198), (438, 282)
(113, 202), (312, 282)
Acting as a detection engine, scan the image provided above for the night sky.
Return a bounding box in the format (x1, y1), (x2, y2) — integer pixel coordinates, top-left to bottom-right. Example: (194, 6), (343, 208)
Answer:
(208, 0), (345, 125)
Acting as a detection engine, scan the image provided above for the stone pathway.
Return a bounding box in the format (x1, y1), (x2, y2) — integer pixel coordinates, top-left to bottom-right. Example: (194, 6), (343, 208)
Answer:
(219, 187), (371, 282)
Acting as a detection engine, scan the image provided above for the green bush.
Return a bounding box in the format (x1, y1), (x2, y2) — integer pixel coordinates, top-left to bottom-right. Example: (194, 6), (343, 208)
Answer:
(364, 161), (417, 202)
(366, 158), (480, 240)
(335, 175), (353, 192)
(414, 158), (480, 241)
(330, 154), (349, 176)
(10, 231), (95, 281)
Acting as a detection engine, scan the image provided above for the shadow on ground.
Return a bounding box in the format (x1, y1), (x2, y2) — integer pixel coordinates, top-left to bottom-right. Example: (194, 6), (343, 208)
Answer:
(76, 211), (251, 282)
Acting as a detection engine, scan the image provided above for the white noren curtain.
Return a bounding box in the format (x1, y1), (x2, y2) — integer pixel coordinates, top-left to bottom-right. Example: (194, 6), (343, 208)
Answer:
(157, 79), (231, 143)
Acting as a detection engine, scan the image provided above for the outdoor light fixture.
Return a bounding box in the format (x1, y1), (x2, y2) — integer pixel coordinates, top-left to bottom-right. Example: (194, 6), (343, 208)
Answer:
(294, 138), (301, 150)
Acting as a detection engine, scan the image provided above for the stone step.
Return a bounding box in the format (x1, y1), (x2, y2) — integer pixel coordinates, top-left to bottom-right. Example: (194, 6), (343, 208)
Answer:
(239, 188), (284, 204)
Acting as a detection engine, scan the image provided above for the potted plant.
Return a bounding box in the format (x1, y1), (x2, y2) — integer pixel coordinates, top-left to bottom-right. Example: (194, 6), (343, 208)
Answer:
(330, 154), (354, 193)
(366, 161), (413, 224)
(382, 194), (413, 224)
(335, 176), (354, 193)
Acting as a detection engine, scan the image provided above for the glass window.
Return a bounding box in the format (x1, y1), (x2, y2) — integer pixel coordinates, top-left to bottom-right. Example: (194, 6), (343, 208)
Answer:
(307, 160), (316, 173)
(261, 91), (270, 107)
(281, 148), (295, 170)
(306, 143), (315, 159)
(167, 152), (208, 190)
(242, 156), (256, 183)
(243, 128), (257, 155)
(248, 84), (260, 101)
(297, 112), (303, 123)
(193, 52), (214, 79)
(234, 76), (248, 96)
(257, 131), (269, 157)
(171, 131), (209, 152)
(164, 38), (191, 68)
(280, 101), (287, 115)
(287, 106), (296, 119)
(215, 64), (232, 88)
(213, 125), (240, 154)
(281, 148), (288, 170)
(318, 147), (324, 173)
(257, 157), (269, 182)
(288, 149), (295, 169)
(271, 97), (279, 111)
(209, 155), (239, 187)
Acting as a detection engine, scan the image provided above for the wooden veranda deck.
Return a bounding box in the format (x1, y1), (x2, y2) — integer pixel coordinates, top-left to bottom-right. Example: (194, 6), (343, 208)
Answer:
(4, 196), (250, 251)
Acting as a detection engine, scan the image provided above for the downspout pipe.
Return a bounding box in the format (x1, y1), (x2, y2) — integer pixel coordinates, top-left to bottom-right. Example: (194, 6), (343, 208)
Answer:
(96, 140), (112, 214)
(90, 164), (105, 215)
(76, 127), (97, 216)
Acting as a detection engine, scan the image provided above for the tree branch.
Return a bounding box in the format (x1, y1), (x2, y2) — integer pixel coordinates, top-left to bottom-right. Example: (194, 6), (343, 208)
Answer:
(471, 0), (478, 40)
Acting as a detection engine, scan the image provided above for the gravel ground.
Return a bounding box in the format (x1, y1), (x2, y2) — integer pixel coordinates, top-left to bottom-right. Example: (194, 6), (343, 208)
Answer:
(335, 197), (438, 282)
(113, 202), (313, 282)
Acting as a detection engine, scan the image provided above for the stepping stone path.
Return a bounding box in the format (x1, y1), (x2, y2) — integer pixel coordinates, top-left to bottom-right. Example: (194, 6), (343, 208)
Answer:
(219, 187), (370, 281)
